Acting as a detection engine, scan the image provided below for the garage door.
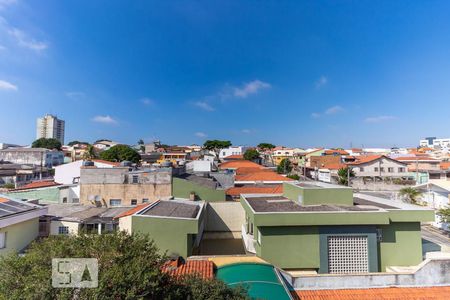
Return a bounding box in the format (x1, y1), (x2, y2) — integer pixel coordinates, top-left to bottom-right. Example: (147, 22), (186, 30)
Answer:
(328, 235), (369, 274)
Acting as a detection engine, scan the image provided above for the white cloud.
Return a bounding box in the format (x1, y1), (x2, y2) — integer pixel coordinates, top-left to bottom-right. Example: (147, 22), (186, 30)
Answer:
(92, 115), (118, 125)
(325, 105), (344, 115)
(195, 132), (207, 138)
(0, 0), (17, 10)
(233, 80), (271, 98)
(364, 115), (396, 123)
(193, 101), (215, 111)
(66, 91), (85, 100)
(140, 97), (155, 106)
(8, 27), (48, 51)
(311, 112), (321, 119)
(315, 76), (328, 89)
(0, 79), (17, 91)
(241, 129), (251, 134)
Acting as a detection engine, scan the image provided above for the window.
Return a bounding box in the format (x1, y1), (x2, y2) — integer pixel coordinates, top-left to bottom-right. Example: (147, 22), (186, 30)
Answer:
(0, 232), (6, 248)
(257, 229), (261, 245)
(388, 167), (394, 173)
(72, 198), (80, 203)
(398, 167), (405, 173)
(142, 198), (149, 203)
(109, 199), (122, 206)
(131, 199), (137, 205)
(380, 167), (384, 172)
(328, 235), (368, 274)
(359, 167), (364, 172)
(132, 175), (139, 184)
(58, 226), (69, 235)
(62, 197), (67, 203)
(374, 167), (379, 172)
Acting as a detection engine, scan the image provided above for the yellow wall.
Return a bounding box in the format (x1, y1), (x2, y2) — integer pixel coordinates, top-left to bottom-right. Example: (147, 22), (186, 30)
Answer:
(50, 220), (80, 235)
(0, 218), (39, 255)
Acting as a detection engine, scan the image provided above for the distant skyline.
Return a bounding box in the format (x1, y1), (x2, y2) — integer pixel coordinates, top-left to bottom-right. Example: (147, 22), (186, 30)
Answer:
(1, 1), (450, 148)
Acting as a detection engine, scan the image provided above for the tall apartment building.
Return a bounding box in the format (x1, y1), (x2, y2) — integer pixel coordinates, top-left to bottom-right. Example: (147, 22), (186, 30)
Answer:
(420, 137), (450, 149)
(36, 114), (65, 144)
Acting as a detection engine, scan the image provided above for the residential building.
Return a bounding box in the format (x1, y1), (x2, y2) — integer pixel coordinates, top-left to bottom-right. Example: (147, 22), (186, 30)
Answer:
(0, 161), (51, 188)
(0, 148), (64, 167)
(240, 181), (434, 273)
(93, 140), (119, 151)
(0, 195), (48, 255)
(116, 199), (206, 258)
(156, 152), (187, 166)
(7, 181), (80, 204)
(36, 114), (65, 144)
(172, 173), (227, 202)
(79, 166), (172, 207)
(219, 146), (250, 160)
(420, 137), (450, 149)
(54, 159), (118, 185)
(395, 156), (441, 172)
(272, 147), (295, 165)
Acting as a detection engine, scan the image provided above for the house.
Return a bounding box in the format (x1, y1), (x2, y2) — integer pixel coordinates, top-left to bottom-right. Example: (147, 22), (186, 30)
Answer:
(415, 180), (450, 231)
(7, 180), (80, 204)
(395, 156), (441, 172)
(54, 159), (118, 185)
(172, 173), (227, 202)
(0, 195), (48, 255)
(0, 148), (64, 167)
(93, 140), (119, 151)
(272, 147), (295, 166)
(116, 199), (206, 258)
(79, 166), (172, 207)
(0, 161), (51, 188)
(240, 181), (434, 273)
(156, 152), (187, 166)
(219, 146), (250, 160)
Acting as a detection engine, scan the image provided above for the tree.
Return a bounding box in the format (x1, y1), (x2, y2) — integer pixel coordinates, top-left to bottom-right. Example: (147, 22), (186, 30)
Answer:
(277, 158), (292, 174)
(337, 167), (355, 186)
(31, 138), (62, 150)
(137, 139), (145, 152)
(0, 232), (248, 299)
(67, 140), (89, 146)
(257, 143), (275, 151)
(82, 144), (98, 160)
(399, 187), (422, 204)
(203, 140), (232, 157)
(243, 149), (260, 161)
(437, 206), (450, 224)
(287, 174), (300, 180)
(99, 144), (141, 163)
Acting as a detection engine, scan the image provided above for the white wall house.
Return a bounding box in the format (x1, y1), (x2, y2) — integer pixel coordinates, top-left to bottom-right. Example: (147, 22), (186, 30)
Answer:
(54, 160), (116, 185)
(219, 146), (250, 159)
(185, 160), (212, 173)
(415, 181), (450, 231)
(420, 137), (450, 149)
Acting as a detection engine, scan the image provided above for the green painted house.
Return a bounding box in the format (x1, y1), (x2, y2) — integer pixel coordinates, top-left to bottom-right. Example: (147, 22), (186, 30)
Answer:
(172, 174), (226, 202)
(117, 199), (206, 258)
(240, 181), (434, 273)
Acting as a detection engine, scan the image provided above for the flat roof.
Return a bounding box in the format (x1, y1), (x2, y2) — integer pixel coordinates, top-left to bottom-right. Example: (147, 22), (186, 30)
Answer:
(0, 196), (39, 218)
(246, 196), (380, 213)
(140, 200), (200, 218)
(294, 181), (351, 189)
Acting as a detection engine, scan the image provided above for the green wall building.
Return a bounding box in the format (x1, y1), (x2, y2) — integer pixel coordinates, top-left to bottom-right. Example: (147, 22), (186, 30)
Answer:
(172, 175), (226, 202)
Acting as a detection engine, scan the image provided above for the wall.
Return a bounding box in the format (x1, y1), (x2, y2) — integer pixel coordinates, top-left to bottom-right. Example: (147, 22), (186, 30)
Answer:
(258, 226), (320, 269)
(353, 157), (408, 177)
(0, 218), (39, 255)
(378, 222), (423, 271)
(282, 182), (353, 206)
(205, 202), (245, 232)
(7, 187), (61, 203)
(49, 220), (80, 235)
(118, 216), (132, 234)
(172, 177), (226, 202)
(80, 183), (171, 206)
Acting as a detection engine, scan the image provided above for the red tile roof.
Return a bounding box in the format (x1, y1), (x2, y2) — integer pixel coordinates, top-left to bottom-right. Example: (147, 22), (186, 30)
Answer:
(292, 286), (450, 300)
(324, 149), (349, 156)
(226, 185), (283, 196)
(113, 203), (151, 219)
(347, 155), (388, 165)
(223, 154), (244, 160)
(440, 162), (450, 170)
(395, 156), (438, 162)
(235, 167), (273, 175)
(164, 259), (214, 280)
(321, 162), (347, 170)
(14, 180), (60, 191)
(219, 160), (264, 169)
(235, 171), (294, 182)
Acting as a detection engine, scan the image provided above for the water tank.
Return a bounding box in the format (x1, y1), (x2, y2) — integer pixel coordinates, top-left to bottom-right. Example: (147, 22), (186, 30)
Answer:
(82, 160), (94, 167)
(121, 161), (132, 167)
(161, 161), (172, 167)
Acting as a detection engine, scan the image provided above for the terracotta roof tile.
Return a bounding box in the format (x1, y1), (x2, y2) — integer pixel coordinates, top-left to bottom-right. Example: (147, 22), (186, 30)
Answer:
(226, 185), (283, 196)
(324, 149), (350, 156)
(164, 259), (214, 280)
(114, 203), (151, 219)
(440, 162), (450, 170)
(292, 286), (450, 300)
(14, 180), (60, 191)
(395, 156), (438, 162)
(223, 154), (244, 160)
(235, 167), (273, 175)
(219, 160), (264, 169)
(235, 171), (294, 182)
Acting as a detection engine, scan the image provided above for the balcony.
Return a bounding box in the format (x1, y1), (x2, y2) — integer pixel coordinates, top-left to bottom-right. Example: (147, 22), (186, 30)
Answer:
(241, 224), (257, 254)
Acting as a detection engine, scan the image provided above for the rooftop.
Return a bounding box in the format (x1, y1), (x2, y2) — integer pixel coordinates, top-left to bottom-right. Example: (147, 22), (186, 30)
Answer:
(175, 173), (221, 189)
(139, 200), (202, 219)
(0, 195), (42, 219)
(226, 185), (283, 196)
(164, 259), (214, 280)
(235, 172), (294, 182)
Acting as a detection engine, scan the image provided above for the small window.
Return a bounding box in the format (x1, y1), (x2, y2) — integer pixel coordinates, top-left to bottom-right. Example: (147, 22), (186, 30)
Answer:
(374, 167), (379, 172)
(131, 199), (137, 205)
(72, 198), (79, 203)
(0, 232), (6, 248)
(132, 175), (139, 184)
(380, 167), (384, 172)
(388, 167), (394, 173)
(62, 197), (67, 203)
(142, 198), (149, 203)
(257, 229), (261, 245)
(398, 167), (405, 173)
(110, 199), (122, 206)
(359, 167), (364, 172)
(58, 226), (69, 235)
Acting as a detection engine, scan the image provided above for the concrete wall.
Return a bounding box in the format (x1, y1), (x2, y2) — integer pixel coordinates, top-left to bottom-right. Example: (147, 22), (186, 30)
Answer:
(7, 187), (61, 203)
(49, 220), (80, 235)
(283, 182), (353, 206)
(80, 183), (171, 206)
(55, 160), (114, 184)
(205, 202), (245, 232)
(172, 177), (226, 202)
(118, 216), (132, 234)
(0, 218), (39, 255)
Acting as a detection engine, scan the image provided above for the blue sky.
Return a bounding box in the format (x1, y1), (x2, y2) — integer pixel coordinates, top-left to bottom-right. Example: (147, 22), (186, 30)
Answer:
(1, 1), (450, 148)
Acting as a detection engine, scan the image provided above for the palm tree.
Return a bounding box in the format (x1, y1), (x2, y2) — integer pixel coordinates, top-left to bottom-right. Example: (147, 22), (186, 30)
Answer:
(82, 144), (97, 161)
(399, 187), (422, 204)
(337, 167), (355, 186)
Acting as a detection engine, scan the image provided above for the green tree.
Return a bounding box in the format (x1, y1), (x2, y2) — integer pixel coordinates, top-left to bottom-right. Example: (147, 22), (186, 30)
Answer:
(137, 139), (145, 152)
(277, 158), (292, 174)
(437, 206), (450, 223)
(399, 187), (422, 204)
(203, 140), (232, 157)
(257, 143), (276, 150)
(99, 145), (141, 163)
(31, 138), (62, 150)
(337, 167), (355, 186)
(67, 140), (89, 146)
(287, 174), (300, 180)
(243, 149), (260, 161)
(0, 232), (248, 299)
(82, 144), (98, 160)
